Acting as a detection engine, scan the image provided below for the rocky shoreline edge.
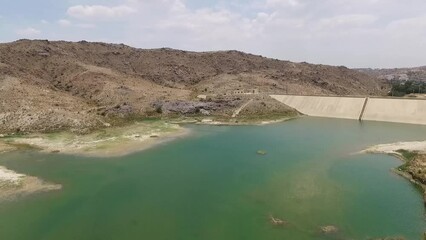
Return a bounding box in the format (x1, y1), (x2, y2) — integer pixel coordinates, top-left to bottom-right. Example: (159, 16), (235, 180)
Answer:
(362, 141), (426, 204)
(0, 121), (190, 201)
(0, 117), (293, 201)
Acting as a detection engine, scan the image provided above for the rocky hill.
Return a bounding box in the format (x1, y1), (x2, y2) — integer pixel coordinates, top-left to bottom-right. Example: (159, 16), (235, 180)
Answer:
(357, 66), (426, 82)
(0, 40), (387, 134)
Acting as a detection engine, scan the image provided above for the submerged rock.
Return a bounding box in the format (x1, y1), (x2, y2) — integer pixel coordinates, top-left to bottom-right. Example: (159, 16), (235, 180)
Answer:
(320, 225), (339, 234)
(257, 150), (267, 155)
(269, 215), (287, 226)
(369, 237), (406, 240)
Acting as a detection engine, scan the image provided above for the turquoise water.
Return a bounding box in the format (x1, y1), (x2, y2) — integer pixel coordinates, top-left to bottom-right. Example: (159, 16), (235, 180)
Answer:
(0, 117), (425, 240)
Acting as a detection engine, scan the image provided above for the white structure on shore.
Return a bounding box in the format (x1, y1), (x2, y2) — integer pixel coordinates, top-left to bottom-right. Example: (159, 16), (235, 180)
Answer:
(231, 89), (259, 95)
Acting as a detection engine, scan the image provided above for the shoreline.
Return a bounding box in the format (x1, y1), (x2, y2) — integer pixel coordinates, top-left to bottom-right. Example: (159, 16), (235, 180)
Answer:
(0, 117), (291, 200)
(192, 116), (298, 126)
(362, 141), (426, 203)
(0, 166), (62, 201)
(76, 127), (191, 158)
(0, 121), (190, 200)
(0, 121), (190, 158)
(0, 115), (297, 157)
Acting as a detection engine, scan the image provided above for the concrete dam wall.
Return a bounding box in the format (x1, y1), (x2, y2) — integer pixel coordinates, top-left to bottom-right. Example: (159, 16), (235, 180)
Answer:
(270, 95), (426, 125)
(270, 95), (366, 120)
(363, 98), (426, 125)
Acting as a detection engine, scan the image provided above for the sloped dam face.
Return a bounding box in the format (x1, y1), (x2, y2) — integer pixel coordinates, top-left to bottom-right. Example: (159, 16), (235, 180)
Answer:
(271, 95), (426, 125)
(1, 119), (426, 240)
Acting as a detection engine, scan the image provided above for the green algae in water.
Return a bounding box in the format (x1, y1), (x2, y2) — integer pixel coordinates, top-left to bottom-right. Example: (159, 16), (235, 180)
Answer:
(0, 118), (425, 240)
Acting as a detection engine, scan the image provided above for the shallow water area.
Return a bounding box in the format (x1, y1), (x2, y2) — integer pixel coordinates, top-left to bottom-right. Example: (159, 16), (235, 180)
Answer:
(0, 117), (425, 240)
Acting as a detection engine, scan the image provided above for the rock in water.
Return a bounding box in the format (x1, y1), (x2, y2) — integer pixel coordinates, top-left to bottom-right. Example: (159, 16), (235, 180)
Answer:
(320, 225), (338, 234)
(370, 237), (406, 240)
(257, 150), (267, 155)
(269, 215), (287, 226)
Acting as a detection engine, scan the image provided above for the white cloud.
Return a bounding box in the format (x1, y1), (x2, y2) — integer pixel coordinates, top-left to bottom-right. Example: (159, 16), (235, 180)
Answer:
(16, 27), (41, 37)
(57, 19), (96, 29)
(168, 0), (186, 13)
(265, 0), (302, 8)
(67, 5), (136, 21)
(387, 15), (426, 31)
(318, 14), (378, 29)
(75, 23), (96, 29)
(58, 19), (72, 27)
(128, 1), (254, 48)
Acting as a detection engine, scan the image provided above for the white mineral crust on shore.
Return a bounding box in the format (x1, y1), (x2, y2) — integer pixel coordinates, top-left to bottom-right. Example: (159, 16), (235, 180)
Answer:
(363, 141), (426, 154)
(0, 166), (61, 200)
(0, 166), (25, 185)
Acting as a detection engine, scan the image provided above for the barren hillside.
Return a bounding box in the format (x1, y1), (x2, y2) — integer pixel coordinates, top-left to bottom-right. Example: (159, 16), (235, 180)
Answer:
(0, 40), (387, 133)
(357, 66), (426, 82)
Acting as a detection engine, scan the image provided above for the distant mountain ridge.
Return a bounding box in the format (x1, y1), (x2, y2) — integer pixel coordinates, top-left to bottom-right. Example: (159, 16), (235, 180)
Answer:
(357, 66), (426, 82)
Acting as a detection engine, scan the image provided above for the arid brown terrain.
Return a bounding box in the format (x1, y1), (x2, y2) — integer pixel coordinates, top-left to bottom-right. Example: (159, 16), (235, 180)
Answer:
(0, 40), (388, 134)
(358, 66), (426, 82)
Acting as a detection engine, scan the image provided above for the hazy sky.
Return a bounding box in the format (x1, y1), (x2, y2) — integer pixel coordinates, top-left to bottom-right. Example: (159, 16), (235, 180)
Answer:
(1, 0), (425, 68)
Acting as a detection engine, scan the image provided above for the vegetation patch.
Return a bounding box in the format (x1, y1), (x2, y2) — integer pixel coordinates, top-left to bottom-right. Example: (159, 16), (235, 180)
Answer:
(396, 149), (418, 161)
(389, 80), (426, 97)
(396, 149), (418, 171)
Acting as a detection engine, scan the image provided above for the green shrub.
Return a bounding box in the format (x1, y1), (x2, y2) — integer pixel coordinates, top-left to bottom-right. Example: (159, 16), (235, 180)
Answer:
(396, 149), (418, 161)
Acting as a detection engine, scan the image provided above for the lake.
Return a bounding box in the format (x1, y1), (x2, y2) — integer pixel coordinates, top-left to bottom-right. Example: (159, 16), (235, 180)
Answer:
(0, 117), (425, 240)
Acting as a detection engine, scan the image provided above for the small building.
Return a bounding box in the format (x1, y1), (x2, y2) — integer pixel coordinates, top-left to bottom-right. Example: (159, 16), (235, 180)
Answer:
(197, 94), (217, 100)
(231, 89), (259, 95)
(197, 95), (207, 100)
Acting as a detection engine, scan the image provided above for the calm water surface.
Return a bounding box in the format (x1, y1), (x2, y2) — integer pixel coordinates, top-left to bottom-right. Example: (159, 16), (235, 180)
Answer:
(0, 117), (426, 240)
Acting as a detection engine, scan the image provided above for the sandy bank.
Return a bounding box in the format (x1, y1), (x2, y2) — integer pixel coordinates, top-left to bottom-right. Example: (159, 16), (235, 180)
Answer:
(195, 116), (296, 126)
(0, 121), (188, 158)
(362, 141), (426, 155)
(0, 166), (61, 201)
(0, 141), (16, 153)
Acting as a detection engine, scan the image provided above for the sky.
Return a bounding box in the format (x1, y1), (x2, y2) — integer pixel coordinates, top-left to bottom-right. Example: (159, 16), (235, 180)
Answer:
(0, 0), (425, 68)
